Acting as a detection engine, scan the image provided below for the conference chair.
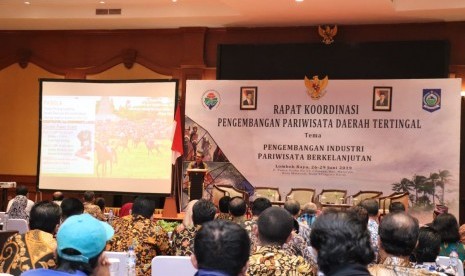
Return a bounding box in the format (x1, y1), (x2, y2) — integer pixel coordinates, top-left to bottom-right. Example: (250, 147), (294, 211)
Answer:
(378, 192), (409, 215)
(215, 185), (249, 202)
(436, 256), (464, 276)
(5, 219), (29, 234)
(317, 189), (347, 205)
(104, 251), (127, 276)
(211, 185), (227, 207)
(151, 256), (197, 276)
(349, 190), (382, 206)
(254, 187), (281, 202)
(286, 188), (316, 207)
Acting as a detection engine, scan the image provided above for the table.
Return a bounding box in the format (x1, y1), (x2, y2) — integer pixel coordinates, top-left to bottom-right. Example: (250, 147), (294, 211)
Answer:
(153, 213), (185, 221)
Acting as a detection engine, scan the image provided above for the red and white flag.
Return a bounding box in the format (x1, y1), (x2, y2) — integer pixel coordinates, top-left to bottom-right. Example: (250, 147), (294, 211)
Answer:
(171, 105), (184, 164)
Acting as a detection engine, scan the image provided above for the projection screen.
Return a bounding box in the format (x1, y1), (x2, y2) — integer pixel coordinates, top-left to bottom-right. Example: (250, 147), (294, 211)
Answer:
(38, 79), (178, 194)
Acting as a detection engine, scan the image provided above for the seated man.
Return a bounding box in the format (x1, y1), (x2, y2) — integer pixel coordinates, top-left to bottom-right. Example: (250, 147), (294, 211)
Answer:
(229, 197), (247, 225)
(171, 199), (217, 256)
(0, 201), (61, 274)
(82, 191), (106, 221)
(248, 206), (316, 275)
(310, 209), (374, 275)
(192, 220), (250, 276)
(61, 197), (84, 221)
(215, 196), (232, 220)
(6, 185), (35, 220)
(242, 197), (271, 252)
(22, 213), (114, 276)
(106, 196), (169, 275)
(369, 212), (442, 275)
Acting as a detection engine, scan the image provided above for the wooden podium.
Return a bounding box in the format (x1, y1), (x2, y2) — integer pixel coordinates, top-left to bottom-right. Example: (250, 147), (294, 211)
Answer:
(187, 168), (208, 200)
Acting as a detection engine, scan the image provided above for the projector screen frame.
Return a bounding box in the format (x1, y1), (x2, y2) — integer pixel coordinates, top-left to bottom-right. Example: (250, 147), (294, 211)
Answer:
(37, 78), (180, 196)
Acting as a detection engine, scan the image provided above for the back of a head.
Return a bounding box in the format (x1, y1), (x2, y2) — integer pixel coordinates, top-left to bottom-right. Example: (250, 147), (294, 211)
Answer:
(132, 196), (156, 219)
(194, 220), (250, 276)
(347, 205), (369, 227)
(83, 191), (95, 202)
(433, 213), (460, 243)
(61, 198), (84, 220)
(16, 185), (28, 196)
(29, 201), (62, 234)
(379, 212), (419, 256)
(388, 202), (405, 213)
(257, 206), (293, 245)
(284, 200), (300, 217)
(310, 210), (374, 274)
(251, 197), (272, 216)
(218, 196), (231, 213)
(229, 197), (246, 217)
(95, 197), (105, 212)
(359, 199), (379, 217)
(193, 199), (217, 225)
(53, 191), (64, 201)
(414, 226), (441, 263)
(302, 202), (317, 215)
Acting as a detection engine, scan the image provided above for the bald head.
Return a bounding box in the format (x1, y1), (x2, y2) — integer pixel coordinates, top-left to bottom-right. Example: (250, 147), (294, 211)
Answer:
(379, 212), (419, 256)
(53, 191), (64, 201)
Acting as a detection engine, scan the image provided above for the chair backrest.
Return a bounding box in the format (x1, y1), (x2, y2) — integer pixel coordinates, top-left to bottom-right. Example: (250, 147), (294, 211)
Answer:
(104, 251), (127, 276)
(216, 185), (248, 202)
(5, 219), (29, 234)
(254, 187), (281, 201)
(436, 256), (464, 276)
(286, 188), (315, 207)
(151, 256), (197, 276)
(350, 191), (383, 206)
(318, 189), (347, 204)
(379, 192), (409, 215)
(211, 185), (227, 207)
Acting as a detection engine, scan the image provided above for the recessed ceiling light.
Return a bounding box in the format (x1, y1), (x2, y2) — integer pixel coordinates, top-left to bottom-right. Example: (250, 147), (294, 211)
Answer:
(172, 0), (177, 2)
(99, 0), (105, 4)
(295, 0), (304, 2)
(24, 1), (31, 4)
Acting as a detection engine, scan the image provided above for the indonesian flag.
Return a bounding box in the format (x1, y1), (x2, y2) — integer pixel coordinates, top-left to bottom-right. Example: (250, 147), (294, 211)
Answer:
(171, 105), (184, 164)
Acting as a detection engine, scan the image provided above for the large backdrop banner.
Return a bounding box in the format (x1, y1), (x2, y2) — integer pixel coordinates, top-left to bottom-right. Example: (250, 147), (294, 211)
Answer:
(185, 78), (461, 219)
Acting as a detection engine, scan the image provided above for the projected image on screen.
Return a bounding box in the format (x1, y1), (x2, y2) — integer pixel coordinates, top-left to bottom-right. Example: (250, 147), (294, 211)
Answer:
(39, 80), (177, 194)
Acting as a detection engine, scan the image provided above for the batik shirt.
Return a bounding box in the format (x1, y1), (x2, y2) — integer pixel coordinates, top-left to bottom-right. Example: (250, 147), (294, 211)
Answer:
(106, 215), (170, 276)
(368, 256), (443, 276)
(0, 230), (57, 275)
(241, 218), (259, 253)
(170, 225), (201, 256)
(283, 232), (313, 263)
(247, 245), (315, 276)
(215, 213), (232, 221)
(367, 218), (379, 260)
(83, 202), (106, 221)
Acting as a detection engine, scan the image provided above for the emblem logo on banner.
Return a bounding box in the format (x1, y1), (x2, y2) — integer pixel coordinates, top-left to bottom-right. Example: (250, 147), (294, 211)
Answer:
(201, 90), (221, 110)
(304, 75), (329, 100)
(422, 89), (441, 112)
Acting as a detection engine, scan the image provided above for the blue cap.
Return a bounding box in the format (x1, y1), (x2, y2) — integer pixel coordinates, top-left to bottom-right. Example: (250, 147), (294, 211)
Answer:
(57, 213), (114, 263)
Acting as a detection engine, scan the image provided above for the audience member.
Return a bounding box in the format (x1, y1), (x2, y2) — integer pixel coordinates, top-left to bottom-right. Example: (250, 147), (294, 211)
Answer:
(106, 196), (169, 275)
(247, 206), (315, 275)
(413, 226), (444, 273)
(310, 210), (374, 275)
(171, 199), (216, 256)
(433, 213), (465, 262)
(6, 185), (35, 220)
(242, 197), (272, 252)
(388, 202), (405, 213)
(229, 197), (247, 225)
(192, 219), (250, 276)
(368, 212), (439, 275)
(0, 201), (61, 274)
(119, 201), (133, 217)
(216, 196), (232, 220)
(359, 199), (380, 260)
(52, 191), (64, 206)
(95, 197), (106, 213)
(459, 224), (465, 244)
(283, 200), (312, 260)
(298, 202), (318, 228)
(22, 213), (114, 276)
(348, 205), (369, 227)
(82, 191), (106, 221)
(61, 197), (84, 221)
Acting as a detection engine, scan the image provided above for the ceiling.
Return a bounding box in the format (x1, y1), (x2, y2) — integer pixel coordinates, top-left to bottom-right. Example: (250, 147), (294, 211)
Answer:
(0, 0), (465, 30)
